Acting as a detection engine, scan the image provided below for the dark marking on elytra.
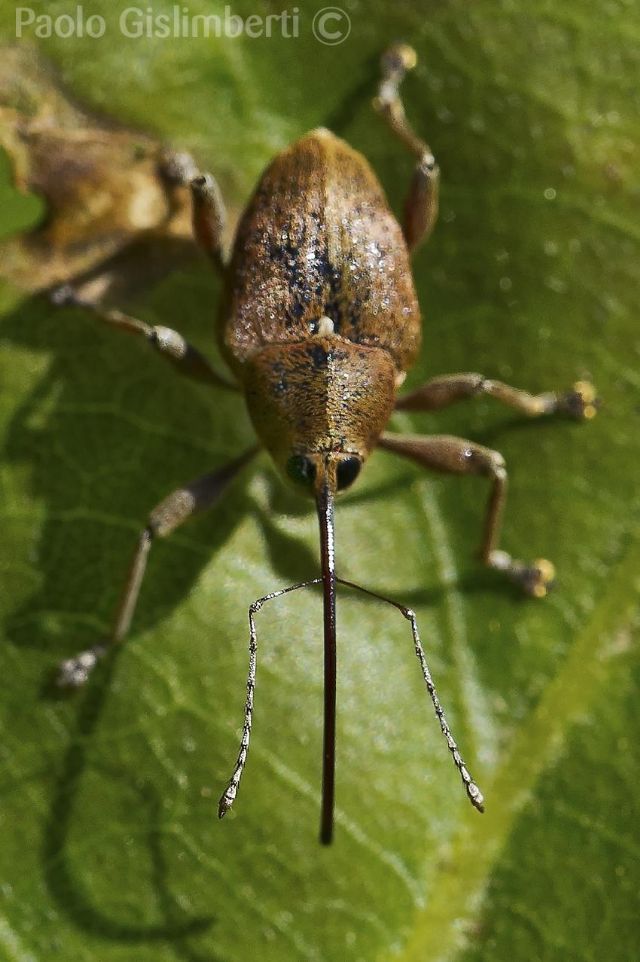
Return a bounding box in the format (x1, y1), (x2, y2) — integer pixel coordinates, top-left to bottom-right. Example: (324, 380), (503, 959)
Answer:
(308, 343), (333, 369)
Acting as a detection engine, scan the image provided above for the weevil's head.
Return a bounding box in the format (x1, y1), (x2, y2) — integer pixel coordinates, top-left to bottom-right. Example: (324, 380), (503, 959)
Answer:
(242, 334), (398, 499)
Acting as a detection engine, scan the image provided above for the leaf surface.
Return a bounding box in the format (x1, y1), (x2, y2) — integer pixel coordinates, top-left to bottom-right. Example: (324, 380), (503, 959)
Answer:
(0, 3), (638, 961)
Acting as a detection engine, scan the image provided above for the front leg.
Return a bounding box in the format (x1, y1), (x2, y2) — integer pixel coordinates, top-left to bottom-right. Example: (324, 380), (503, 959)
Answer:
(57, 449), (256, 687)
(378, 432), (555, 597)
(396, 372), (598, 420)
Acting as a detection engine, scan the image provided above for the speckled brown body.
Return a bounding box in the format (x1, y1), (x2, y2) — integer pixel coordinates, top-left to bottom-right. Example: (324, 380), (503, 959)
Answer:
(219, 128), (421, 480)
(51, 44), (594, 842)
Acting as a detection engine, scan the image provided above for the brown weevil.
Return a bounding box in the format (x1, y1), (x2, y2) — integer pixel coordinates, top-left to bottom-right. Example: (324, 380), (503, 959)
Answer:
(52, 45), (598, 844)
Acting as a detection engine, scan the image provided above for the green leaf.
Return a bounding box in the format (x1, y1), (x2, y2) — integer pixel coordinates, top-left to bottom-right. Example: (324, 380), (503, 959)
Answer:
(1, 3), (639, 961)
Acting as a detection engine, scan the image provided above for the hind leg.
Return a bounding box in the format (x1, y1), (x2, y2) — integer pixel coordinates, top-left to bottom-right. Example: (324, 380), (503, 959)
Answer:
(373, 44), (439, 252)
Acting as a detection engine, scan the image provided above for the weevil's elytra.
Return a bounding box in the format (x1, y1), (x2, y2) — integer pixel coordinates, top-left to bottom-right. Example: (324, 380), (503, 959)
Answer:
(221, 128), (421, 371)
(52, 44), (598, 846)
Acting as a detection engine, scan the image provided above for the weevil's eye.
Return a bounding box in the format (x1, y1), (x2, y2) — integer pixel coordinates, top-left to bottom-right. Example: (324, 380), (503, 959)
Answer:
(336, 456), (361, 491)
(287, 455), (317, 487)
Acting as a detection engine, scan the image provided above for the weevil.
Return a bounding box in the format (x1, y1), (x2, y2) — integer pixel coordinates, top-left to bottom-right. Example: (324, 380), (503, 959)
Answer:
(52, 45), (597, 845)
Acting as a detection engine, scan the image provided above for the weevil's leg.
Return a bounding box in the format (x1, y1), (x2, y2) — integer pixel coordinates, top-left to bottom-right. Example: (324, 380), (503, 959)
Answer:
(373, 43), (439, 251)
(51, 285), (238, 391)
(190, 173), (227, 273)
(218, 579), (322, 822)
(158, 148), (200, 188)
(379, 433), (555, 597)
(57, 449), (257, 688)
(159, 150), (228, 272)
(157, 147), (200, 220)
(337, 578), (484, 813)
(396, 372), (599, 421)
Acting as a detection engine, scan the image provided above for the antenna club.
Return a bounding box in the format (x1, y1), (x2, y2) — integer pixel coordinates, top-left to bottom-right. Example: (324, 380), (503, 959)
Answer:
(468, 783), (485, 813)
(218, 786), (236, 819)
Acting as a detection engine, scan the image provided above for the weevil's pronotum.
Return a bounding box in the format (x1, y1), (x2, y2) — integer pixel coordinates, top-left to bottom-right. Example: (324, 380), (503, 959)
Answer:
(53, 45), (597, 844)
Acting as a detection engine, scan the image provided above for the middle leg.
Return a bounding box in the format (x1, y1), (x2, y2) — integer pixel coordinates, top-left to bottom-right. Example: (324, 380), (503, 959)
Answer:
(51, 285), (237, 391)
(378, 432), (555, 596)
(396, 372), (598, 420)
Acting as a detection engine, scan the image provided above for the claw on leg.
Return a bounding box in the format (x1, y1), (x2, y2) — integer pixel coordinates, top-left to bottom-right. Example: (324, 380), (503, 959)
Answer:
(556, 381), (599, 421)
(57, 644), (106, 688)
(374, 43), (418, 113)
(488, 551), (556, 598)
